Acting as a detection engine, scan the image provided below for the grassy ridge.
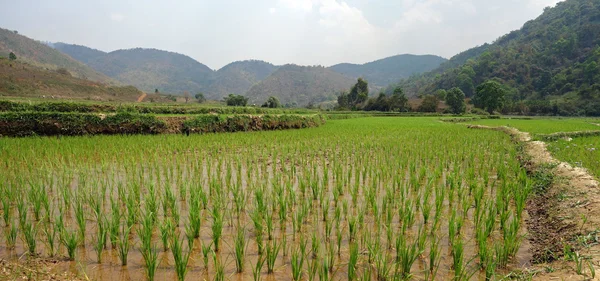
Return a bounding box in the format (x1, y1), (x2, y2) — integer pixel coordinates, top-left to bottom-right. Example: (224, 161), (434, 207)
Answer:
(0, 100), (315, 114)
(0, 112), (325, 137)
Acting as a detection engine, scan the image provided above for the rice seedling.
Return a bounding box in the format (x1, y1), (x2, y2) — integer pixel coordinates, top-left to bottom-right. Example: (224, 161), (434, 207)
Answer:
(201, 241), (213, 268)
(21, 221), (38, 255)
(61, 228), (79, 261)
(159, 218), (173, 251)
(234, 225), (248, 273)
(291, 246), (305, 281)
(211, 206), (224, 252)
(141, 244), (160, 281)
(116, 224), (132, 266)
(93, 220), (107, 263)
(213, 252), (225, 281)
(265, 240), (280, 273)
(43, 222), (57, 257)
(348, 242), (359, 280)
(171, 234), (191, 281)
(252, 254), (266, 281)
(5, 224), (17, 249)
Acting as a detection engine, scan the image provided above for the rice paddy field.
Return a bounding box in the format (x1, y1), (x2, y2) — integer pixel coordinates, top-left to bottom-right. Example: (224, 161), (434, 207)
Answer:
(1, 117), (535, 280)
(548, 136), (600, 179)
(465, 118), (600, 134)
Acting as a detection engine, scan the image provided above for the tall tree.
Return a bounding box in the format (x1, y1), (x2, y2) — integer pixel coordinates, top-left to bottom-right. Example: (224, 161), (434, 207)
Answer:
(418, 95), (439, 112)
(9, 52), (17, 61)
(262, 96), (280, 108)
(473, 80), (506, 114)
(389, 87), (408, 112)
(195, 92), (206, 103)
(445, 87), (466, 114)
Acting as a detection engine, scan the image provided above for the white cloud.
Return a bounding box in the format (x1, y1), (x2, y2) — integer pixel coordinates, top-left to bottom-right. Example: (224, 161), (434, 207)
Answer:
(269, 7), (277, 14)
(109, 13), (125, 22)
(278, 0), (315, 12)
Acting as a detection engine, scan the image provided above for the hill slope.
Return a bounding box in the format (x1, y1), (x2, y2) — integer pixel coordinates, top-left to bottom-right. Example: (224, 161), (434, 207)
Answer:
(52, 42), (107, 64)
(245, 64), (355, 106)
(0, 58), (142, 101)
(83, 48), (215, 95)
(0, 28), (114, 83)
(208, 60), (279, 99)
(329, 54), (447, 86)
(396, 0), (600, 115)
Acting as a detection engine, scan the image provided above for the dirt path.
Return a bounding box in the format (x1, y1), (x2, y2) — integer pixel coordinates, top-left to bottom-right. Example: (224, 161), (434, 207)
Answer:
(137, 92), (147, 102)
(468, 125), (600, 280)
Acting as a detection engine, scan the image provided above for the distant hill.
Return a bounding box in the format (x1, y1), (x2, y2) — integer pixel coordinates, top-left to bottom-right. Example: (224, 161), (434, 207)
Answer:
(208, 60), (279, 99)
(53, 42), (107, 64)
(0, 58), (142, 101)
(0, 28), (114, 84)
(80, 48), (215, 95)
(394, 0), (600, 115)
(329, 54), (447, 86)
(246, 64), (355, 106)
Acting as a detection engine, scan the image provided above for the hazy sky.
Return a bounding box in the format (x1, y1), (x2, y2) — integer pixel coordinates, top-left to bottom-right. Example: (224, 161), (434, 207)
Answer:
(1, 0), (562, 69)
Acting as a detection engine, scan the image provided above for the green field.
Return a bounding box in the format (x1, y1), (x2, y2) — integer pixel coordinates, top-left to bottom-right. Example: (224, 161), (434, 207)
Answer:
(466, 118), (600, 134)
(0, 117), (533, 280)
(548, 136), (600, 178)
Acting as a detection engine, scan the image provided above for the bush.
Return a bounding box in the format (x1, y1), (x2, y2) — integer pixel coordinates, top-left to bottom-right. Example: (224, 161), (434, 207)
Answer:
(0, 112), (166, 137)
(183, 114), (325, 133)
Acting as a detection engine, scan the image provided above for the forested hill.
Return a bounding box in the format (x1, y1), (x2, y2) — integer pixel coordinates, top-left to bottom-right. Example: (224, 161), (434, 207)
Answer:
(0, 28), (114, 83)
(245, 64), (355, 106)
(208, 60), (279, 100)
(84, 48), (215, 95)
(394, 0), (600, 116)
(329, 54), (447, 87)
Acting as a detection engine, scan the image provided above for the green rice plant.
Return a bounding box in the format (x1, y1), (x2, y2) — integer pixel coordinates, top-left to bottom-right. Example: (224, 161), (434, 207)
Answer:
(319, 249), (334, 281)
(234, 225), (248, 273)
(265, 240), (280, 274)
(139, 210), (155, 253)
(265, 208), (274, 241)
(291, 246), (305, 281)
(375, 250), (393, 281)
(171, 234), (191, 281)
(141, 244), (160, 281)
(17, 196), (27, 229)
(495, 242), (509, 269)
(348, 242), (359, 281)
(116, 224), (132, 266)
(187, 194), (202, 239)
(396, 236), (421, 280)
(201, 241), (213, 268)
(159, 218), (173, 251)
(93, 220), (107, 263)
(6, 224), (17, 249)
(307, 254), (318, 281)
(213, 252), (225, 281)
(336, 225), (343, 256)
(61, 228), (79, 261)
(252, 254), (266, 281)
(311, 231), (321, 259)
(428, 235), (442, 281)
(211, 206), (224, 252)
(348, 215), (358, 242)
(43, 222), (57, 257)
(21, 221), (38, 255)
(2, 194), (12, 226)
(452, 236), (465, 280)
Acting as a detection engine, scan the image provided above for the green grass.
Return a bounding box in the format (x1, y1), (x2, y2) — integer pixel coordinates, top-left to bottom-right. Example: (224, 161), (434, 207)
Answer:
(467, 118), (600, 134)
(548, 136), (600, 178)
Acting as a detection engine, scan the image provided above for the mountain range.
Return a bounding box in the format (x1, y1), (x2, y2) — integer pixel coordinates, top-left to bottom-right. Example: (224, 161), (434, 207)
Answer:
(50, 43), (445, 105)
(391, 0), (600, 115)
